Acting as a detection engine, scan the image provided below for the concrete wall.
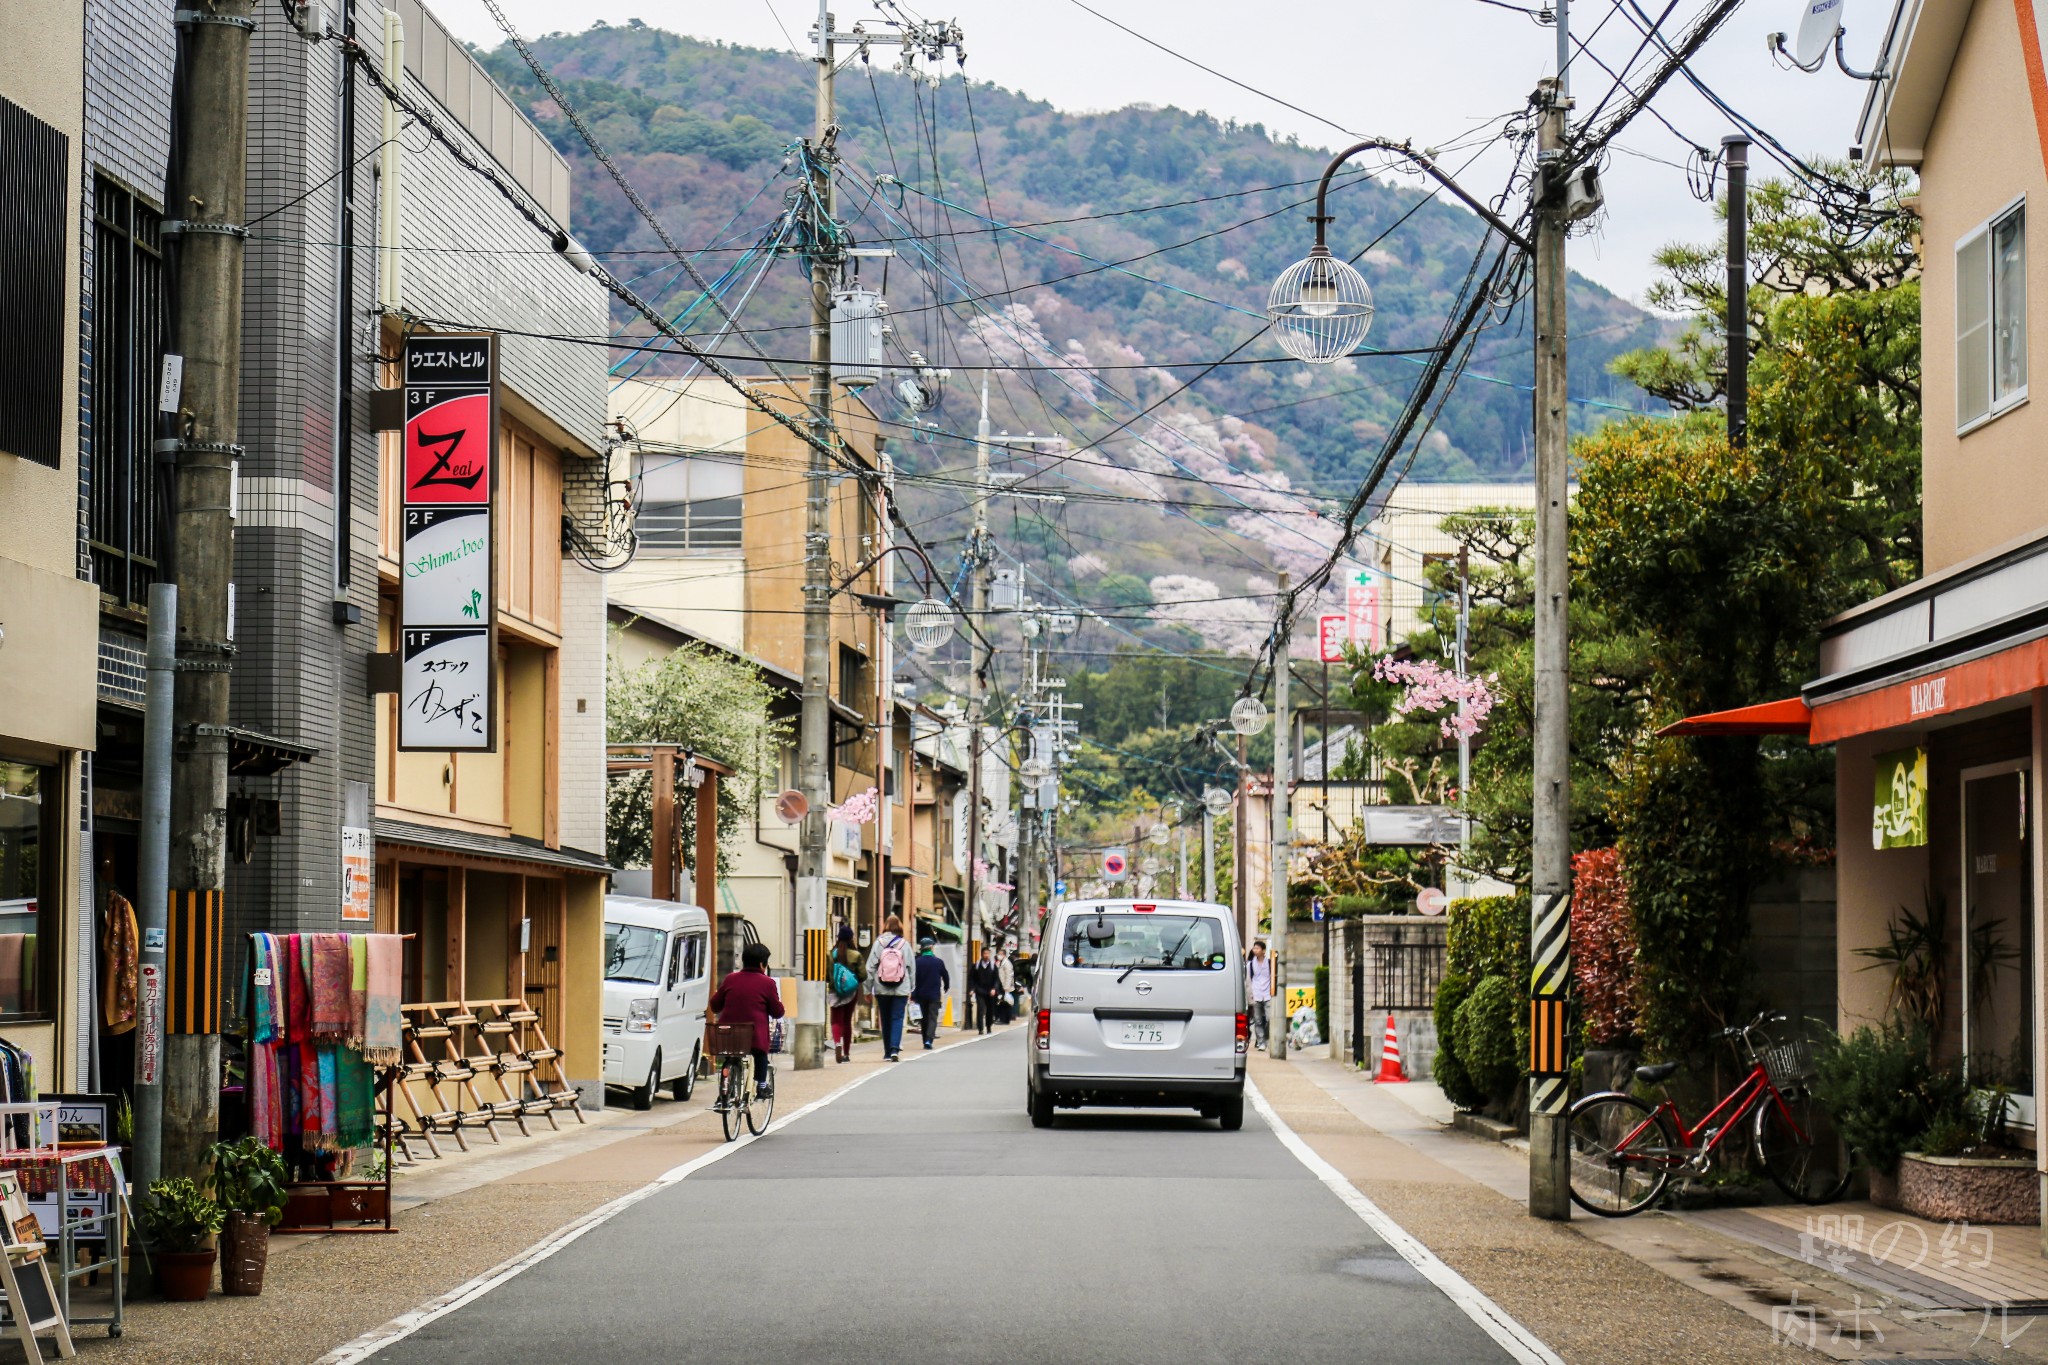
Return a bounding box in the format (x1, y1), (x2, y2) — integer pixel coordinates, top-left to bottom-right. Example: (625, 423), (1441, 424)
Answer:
(1748, 865), (1838, 1033)
(1917, 0), (2048, 572)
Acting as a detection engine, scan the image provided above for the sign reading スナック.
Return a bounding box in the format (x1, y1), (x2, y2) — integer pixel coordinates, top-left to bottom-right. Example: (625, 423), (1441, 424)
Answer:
(399, 333), (497, 751)
(1873, 745), (1929, 849)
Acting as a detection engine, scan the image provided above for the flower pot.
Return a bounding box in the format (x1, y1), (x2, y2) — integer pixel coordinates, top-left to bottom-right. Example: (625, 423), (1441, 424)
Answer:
(1893, 1153), (2041, 1225)
(157, 1248), (216, 1302)
(219, 1213), (270, 1296)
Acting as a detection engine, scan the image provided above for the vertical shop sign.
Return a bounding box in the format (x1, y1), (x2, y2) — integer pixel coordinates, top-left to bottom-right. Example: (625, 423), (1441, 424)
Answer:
(341, 826), (374, 923)
(399, 333), (497, 751)
(1344, 568), (1379, 654)
(1873, 746), (1929, 849)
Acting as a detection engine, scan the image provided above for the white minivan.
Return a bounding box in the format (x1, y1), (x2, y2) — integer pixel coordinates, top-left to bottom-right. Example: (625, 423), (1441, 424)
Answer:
(602, 897), (712, 1109)
(1026, 898), (1248, 1130)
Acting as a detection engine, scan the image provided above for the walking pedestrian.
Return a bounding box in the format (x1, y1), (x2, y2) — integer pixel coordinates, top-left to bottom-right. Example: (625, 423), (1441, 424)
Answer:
(709, 942), (785, 1101)
(968, 946), (1002, 1035)
(866, 913), (915, 1061)
(996, 943), (1018, 1024)
(827, 924), (865, 1063)
(1246, 938), (1274, 1050)
(912, 936), (950, 1049)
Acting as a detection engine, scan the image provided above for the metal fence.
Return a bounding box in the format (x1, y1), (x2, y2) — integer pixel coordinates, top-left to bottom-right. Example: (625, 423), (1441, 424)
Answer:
(1362, 921), (1447, 1012)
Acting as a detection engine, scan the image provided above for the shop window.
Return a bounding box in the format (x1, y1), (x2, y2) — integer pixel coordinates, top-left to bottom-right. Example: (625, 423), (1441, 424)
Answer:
(89, 177), (165, 610)
(0, 95), (66, 469)
(0, 761), (55, 1017)
(1957, 200), (2027, 431)
(634, 451), (741, 553)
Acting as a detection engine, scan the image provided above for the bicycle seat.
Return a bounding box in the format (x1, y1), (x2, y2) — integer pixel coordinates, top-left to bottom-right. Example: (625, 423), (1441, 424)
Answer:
(1634, 1061), (1679, 1085)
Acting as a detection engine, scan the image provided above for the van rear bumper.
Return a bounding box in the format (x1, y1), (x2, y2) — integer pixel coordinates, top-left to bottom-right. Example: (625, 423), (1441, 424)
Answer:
(1034, 1066), (1243, 1108)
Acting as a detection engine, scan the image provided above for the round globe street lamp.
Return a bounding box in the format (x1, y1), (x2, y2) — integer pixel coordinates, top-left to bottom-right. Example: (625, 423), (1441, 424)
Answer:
(1146, 822), (1170, 847)
(1267, 140), (1534, 365)
(902, 597), (957, 653)
(1229, 695), (1270, 737)
(1202, 786), (1234, 818)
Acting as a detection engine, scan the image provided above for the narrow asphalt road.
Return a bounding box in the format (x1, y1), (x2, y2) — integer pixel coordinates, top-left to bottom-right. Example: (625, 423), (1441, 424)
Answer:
(370, 1030), (1527, 1364)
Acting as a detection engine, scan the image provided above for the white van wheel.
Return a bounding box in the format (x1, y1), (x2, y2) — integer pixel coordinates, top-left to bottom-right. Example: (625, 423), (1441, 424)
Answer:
(632, 1052), (661, 1111)
(1217, 1095), (1245, 1131)
(671, 1046), (699, 1101)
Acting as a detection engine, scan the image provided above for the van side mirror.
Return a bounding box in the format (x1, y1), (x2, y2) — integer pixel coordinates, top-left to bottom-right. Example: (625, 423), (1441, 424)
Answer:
(1084, 917), (1116, 945)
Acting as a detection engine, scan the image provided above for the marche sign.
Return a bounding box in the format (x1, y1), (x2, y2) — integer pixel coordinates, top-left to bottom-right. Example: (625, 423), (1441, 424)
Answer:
(399, 332), (497, 751)
(1344, 567), (1379, 654)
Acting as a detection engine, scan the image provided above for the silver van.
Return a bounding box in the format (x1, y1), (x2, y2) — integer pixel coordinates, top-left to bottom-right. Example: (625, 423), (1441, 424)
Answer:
(1026, 898), (1248, 1130)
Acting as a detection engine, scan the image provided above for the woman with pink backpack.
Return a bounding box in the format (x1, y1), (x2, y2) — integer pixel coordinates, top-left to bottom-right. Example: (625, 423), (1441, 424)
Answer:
(865, 913), (915, 1061)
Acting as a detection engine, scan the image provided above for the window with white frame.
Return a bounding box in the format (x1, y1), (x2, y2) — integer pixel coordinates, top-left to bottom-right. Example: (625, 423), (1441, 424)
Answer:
(633, 451), (743, 552)
(1957, 200), (2027, 430)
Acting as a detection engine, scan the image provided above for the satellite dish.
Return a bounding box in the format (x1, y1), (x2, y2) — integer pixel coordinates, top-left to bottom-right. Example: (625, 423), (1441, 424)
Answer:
(1229, 696), (1270, 737)
(1202, 786), (1234, 817)
(1793, 0), (1845, 67)
(902, 597), (957, 653)
(774, 790), (809, 825)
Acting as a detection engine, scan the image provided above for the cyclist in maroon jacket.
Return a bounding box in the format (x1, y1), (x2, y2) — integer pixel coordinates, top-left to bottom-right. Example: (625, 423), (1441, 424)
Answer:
(710, 942), (785, 1097)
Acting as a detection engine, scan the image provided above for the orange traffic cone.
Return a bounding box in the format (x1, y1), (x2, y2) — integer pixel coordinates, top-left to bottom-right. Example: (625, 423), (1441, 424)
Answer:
(1373, 1013), (1408, 1083)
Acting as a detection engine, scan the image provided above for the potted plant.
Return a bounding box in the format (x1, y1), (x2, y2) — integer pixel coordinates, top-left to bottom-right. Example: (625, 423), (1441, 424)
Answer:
(138, 1178), (224, 1301)
(205, 1137), (288, 1295)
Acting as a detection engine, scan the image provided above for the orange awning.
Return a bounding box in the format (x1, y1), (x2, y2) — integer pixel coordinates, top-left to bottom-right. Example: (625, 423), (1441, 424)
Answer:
(1656, 697), (1812, 738)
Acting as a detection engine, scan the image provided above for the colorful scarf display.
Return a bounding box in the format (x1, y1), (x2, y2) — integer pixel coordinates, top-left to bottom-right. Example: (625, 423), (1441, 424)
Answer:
(246, 932), (403, 1157)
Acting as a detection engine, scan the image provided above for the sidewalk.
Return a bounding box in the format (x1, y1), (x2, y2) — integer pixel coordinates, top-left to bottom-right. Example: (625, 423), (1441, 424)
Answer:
(1258, 1049), (2048, 1363)
(64, 1027), (1005, 1364)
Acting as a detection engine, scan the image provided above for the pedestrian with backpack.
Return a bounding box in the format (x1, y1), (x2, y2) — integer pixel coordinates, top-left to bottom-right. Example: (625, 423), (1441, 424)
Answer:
(866, 913), (914, 1061)
(827, 924), (865, 1063)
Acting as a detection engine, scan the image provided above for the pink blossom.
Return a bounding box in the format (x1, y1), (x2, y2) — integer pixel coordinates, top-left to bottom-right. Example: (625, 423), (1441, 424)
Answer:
(1371, 657), (1499, 741)
(828, 786), (880, 826)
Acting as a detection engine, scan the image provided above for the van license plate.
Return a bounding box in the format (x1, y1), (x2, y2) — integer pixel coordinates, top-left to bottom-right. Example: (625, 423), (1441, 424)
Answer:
(1119, 1022), (1167, 1045)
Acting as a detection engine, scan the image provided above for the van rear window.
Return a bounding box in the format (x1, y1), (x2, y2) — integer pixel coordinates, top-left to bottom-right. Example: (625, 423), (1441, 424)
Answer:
(1061, 913), (1228, 971)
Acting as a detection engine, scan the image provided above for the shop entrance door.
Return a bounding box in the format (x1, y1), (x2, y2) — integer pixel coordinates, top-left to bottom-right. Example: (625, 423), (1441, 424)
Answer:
(1962, 762), (2034, 1126)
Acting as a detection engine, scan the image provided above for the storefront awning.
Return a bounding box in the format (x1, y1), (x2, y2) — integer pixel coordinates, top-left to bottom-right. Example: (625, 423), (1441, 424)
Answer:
(1806, 635), (2048, 744)
(917, 916), (965, 943)
(1656, 697), (1812, 738)
(374, 818), (614, 875)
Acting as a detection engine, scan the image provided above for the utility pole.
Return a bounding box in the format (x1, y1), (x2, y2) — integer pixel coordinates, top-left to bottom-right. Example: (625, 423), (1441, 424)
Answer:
(963, 379), (994, 1027)
(1722, 134), (1750, 450)
(1528, 75), (1574, 1221)
(161, 0), (256, 1179)
(792, 0), (840, 1072)
(1202, 809), (1215, 904)
(1456, 546), (1472, 896)
(1269, 571), (1291, 1061)
(134, 584), (176, 1195)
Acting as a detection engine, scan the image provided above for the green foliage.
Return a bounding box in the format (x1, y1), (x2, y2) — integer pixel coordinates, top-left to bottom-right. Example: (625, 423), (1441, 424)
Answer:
(1444, 894), (1528, 983)
(139, 1177), (225, 1254)
(1855, 889), (1946, 1032)
(1432, 971), (1486, 1110)
(1313, 964), (1330, 1043)
(606, 635), (791, 874)
(1813, 1022), (1968, 1175)
(1454, 975), (1522, 1099)
(205, 1137), (289, 1226)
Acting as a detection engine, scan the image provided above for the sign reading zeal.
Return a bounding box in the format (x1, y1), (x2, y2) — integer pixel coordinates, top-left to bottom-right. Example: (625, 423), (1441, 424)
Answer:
(400, 333), (497, 751)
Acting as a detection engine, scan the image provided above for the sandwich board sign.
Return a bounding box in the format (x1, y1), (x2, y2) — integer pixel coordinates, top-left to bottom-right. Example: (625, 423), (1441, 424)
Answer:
(399, 333), (497, 752)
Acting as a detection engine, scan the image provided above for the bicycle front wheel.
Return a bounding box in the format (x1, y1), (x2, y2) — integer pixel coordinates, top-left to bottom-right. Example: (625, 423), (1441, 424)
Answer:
(1567, 1093), (1678, 1217)
(1755, 1088), (1852, 1205)
(746, 1073), (774, 1135)
(720, 1064), (743, 1142)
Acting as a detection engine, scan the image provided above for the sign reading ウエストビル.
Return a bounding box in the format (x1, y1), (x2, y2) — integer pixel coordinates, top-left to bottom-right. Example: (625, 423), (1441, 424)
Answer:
(400, 333), (497, 752)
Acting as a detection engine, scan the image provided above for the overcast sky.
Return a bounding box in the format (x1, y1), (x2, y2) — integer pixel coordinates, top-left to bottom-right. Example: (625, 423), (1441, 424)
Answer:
(440, 0), (1892, 307)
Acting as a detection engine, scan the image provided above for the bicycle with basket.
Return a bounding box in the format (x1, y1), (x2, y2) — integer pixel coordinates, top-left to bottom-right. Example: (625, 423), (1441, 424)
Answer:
(1566, 1011), (1851, 1216)
(708, 1021), (774, 1142)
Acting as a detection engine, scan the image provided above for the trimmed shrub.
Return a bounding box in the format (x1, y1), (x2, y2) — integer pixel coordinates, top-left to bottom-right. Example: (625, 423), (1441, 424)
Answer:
(1432, 971), (1487, 1110)
(1813, 1022), (1969, 1175)
(1455, 975), (1522, 1099)
(1571, 847), (1640, 1045)
(1445, 894), (1529, 983)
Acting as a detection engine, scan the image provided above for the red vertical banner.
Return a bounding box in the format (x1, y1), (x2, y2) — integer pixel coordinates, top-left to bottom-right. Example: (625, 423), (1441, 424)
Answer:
(1344, 569), (1379, 653)
(1317, 614), (1347, 663)
(399, 333), (498, 752)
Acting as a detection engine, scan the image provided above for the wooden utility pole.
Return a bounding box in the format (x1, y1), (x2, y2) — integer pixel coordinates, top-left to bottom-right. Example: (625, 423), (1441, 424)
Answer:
(160, 0), (257, 1180)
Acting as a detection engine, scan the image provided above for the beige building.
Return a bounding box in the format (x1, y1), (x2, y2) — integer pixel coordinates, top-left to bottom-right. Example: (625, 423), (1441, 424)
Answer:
(0, 1), (98, 1086)
(1805, 0), (2048, 1153)
(1362, 483), (1544, 652)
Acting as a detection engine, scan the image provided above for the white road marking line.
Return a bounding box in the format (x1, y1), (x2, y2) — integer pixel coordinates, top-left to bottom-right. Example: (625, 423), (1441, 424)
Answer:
(319, 1030), (1005, 1364)
(1247, 1080), (1565, 1365)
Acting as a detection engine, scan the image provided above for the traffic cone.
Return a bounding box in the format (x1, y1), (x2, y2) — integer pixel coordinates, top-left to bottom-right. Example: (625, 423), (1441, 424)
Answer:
(1373, 1013), (1408, 1083)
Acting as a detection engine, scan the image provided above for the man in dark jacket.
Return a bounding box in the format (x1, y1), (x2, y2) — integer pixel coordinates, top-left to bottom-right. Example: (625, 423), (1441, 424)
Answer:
(967, 947), (1003, 1035)
(912, 937), (950, 1050)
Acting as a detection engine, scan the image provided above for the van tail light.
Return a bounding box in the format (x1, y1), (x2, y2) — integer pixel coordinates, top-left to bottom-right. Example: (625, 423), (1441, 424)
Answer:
(1035, 1008), (1051, 1050)
(1235, 1012), (1249, 1054)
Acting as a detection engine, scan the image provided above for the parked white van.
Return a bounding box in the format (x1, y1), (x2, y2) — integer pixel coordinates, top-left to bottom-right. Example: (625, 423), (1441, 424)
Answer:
(602, 897), (712, 1109)
(1026, 898), (1248, 1130)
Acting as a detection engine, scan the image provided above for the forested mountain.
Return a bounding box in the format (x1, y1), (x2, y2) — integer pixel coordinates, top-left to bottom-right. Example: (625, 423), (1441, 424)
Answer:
(476, 22), (1670, 648)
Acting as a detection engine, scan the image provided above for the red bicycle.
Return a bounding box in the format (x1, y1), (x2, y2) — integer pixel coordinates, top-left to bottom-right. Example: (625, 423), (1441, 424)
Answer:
(1566, 1011), (1851, 1216)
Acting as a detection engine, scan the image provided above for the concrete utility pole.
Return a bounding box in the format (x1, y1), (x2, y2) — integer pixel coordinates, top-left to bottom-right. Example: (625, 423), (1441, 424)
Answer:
(1722, 134), (1750, 450)
(1269, 572), (1291, 1061)
(134, 584), (177, 1195)
(1528, 76), (1574, 1221)
(963, 379), (994, 1025)
(160, 0), (256, 1180)
(1202, 809), (1215, 904)
(792, 0), (840, 1072)
(1456, 546), (1472, 894)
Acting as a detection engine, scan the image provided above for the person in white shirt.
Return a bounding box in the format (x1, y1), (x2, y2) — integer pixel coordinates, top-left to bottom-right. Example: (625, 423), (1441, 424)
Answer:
(1246, 939), (1274, 1049)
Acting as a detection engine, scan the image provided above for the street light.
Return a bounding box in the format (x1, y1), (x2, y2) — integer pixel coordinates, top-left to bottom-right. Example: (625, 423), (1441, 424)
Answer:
(1229, 695), (1269, 737)
(1267, 139), (1534, 365)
